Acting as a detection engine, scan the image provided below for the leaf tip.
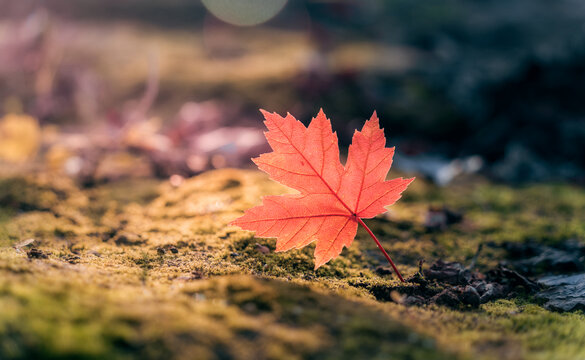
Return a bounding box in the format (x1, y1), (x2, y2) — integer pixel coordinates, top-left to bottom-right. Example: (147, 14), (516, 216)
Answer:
(358, 110), (382, 136)
(259, 109), (276, 127)
(313, 249), (334, 270)
(313, 108), (329, 123)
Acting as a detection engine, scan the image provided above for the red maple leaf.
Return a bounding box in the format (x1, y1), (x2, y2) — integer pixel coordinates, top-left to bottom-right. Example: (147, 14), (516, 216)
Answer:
(231, 109), (414, 281)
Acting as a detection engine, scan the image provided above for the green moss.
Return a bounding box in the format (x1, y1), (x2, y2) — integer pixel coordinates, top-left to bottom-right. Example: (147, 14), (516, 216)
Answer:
(0, 208), (15, 247)
(483, 301), (585, 360)
(0, 262), (453, 360)
(183, 276), (453, 360)
(1, 169), (584, 359)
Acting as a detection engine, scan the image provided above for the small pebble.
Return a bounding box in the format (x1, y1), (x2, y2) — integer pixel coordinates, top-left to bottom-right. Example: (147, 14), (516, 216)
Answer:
(461, 285), (481, 308)
(431, 289), (460, 308)
(255, 243), (270, 254)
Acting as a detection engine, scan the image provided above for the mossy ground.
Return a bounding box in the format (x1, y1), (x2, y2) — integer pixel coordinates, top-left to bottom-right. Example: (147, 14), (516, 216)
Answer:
(1, 169), (584, 359)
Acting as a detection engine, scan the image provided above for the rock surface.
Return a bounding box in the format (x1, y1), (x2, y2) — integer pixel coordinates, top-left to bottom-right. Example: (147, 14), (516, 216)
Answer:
(537, 274), (585, 312)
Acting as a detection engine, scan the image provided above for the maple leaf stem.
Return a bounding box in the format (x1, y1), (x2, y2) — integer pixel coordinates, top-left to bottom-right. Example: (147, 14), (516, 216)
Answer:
(356, 217), (405, 282)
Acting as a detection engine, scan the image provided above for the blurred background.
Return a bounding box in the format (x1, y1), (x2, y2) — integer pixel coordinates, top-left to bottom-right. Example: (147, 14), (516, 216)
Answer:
(2, 0), (585, 185)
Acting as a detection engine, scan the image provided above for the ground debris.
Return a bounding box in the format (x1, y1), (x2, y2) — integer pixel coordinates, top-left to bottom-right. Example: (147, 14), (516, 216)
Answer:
(431, 288), (461, 307)
(13, 238), (35, 251)
(87, 250), (102, 257)
(375, 266), (394, 276)
(27, 248), (50, 259)
(62, 254), (81, 264)
(387, 260), (540, 309)
(114, 232), (147, 246)
(424, 259), (472, 285)
(174, 271), (205, 281)
(156, 244), (180, 255)
(485, 266), (539, 293)
(461, 285), (481, 307)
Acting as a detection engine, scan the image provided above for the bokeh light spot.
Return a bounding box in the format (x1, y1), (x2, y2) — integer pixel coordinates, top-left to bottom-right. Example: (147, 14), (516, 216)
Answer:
(201, 0), (288, 26)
